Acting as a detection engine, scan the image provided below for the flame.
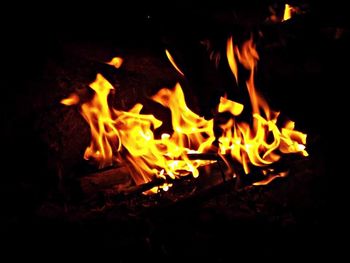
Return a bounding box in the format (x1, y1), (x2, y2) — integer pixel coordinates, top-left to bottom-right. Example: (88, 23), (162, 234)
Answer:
(80, 74), (120, 168)
(106, 57), (123, 69)
(282, 4), (299, 22)
(219, 36), (308, 174)
(152, 83), (215, 156)
(61, 93), (79, 105)
(253, 171), (288, 186)
(218, 96), (244, 116)
(64, 73), (215, 190)
(165, 49), (184, 76)
(226, 36), (238, 83)
(62, 36), (308, 190)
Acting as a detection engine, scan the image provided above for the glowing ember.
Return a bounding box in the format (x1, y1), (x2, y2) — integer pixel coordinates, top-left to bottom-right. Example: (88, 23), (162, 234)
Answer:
(61, 36), (308, 191)
(106, 57), (123, 68)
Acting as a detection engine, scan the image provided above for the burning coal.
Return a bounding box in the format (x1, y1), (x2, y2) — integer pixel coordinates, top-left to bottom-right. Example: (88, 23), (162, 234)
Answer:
(61, 36), (308, 192)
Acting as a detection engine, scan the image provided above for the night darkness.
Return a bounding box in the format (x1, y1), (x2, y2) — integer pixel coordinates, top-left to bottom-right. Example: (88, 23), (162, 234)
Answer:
(1, 1), (347, 261)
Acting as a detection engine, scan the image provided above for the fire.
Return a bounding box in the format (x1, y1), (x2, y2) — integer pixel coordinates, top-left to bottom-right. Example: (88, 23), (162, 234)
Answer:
(80, 74), (120, 168)
(60, 93), (79, 106)
(61, 35), (308, 191)
(62, 75), (214, 190)
(165, 49), (184, 76)
(218, 36), (308, 174)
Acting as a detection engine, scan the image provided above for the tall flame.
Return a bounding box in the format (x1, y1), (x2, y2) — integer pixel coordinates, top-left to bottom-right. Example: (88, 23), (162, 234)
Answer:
(218, 36), (308, 174)
(81, 74), (120, 168)
(60, 93), (79, 106)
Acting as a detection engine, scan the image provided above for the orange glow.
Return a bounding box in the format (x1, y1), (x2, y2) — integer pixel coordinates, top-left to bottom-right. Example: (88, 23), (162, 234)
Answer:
(165, 49), (184, 76)
(60, 93), (79, 105)
(106, 57), (123, 68)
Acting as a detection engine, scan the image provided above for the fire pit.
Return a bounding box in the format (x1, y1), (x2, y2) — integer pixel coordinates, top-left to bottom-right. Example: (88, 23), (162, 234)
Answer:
(2, 1), (343, 260)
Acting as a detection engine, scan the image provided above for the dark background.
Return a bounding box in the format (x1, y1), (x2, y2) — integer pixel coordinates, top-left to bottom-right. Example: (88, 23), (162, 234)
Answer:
(1, 0), (347, 260)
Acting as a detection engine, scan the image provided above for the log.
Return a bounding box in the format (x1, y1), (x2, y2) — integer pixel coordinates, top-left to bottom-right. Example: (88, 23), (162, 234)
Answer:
(79, 165), (132, 195)
(79, 153), (223, 195)
(104, 160), (230, 203)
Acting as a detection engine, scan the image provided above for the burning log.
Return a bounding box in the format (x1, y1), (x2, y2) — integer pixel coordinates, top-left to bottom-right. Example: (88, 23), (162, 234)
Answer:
(79, 153), (224, 197)
(103, 160), (231, 204)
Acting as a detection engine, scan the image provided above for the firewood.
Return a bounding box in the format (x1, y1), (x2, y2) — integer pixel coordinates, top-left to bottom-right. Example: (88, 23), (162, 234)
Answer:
(79, 165), (132, 195)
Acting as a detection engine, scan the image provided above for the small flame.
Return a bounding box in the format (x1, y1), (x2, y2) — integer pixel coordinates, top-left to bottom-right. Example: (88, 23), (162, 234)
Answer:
(253, 171), (288, 186)
(106, 57), (123, 69)
(283, 4), (296, 22)
(165, 49), (184, 76)
(218, 96), (244, 116)
(60, 93), (79, 105)
(226, 36), (238, 83)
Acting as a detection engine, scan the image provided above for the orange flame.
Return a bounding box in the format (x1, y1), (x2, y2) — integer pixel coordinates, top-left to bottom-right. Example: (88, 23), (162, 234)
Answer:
(226, 36), (238, 83)
(60, 93), (79, 105)
(253, 171), (288, 186)
(165, 49), (184, 76)
(106, 57), (123, 69)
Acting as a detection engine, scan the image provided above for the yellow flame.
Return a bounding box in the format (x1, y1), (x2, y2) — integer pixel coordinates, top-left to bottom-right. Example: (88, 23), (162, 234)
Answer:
(219, 36), (308, 174)
(106, 57), (123, 69)
(60, 93), (79, 105)
(282, 4), (293, 21)
(152, 83), (216, 178)
(80, 74), (120, 168)
(218, 96), (244, 116)
(165, 49), (184, 76)
(62, 38), (308, 189)
(226, 36), (238, 83)
(253, 171), (288, 186)
(63, 73), (214, 188)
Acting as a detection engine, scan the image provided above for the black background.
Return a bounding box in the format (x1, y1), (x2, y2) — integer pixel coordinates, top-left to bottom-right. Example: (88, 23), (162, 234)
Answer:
(1, 0), (347, 260)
